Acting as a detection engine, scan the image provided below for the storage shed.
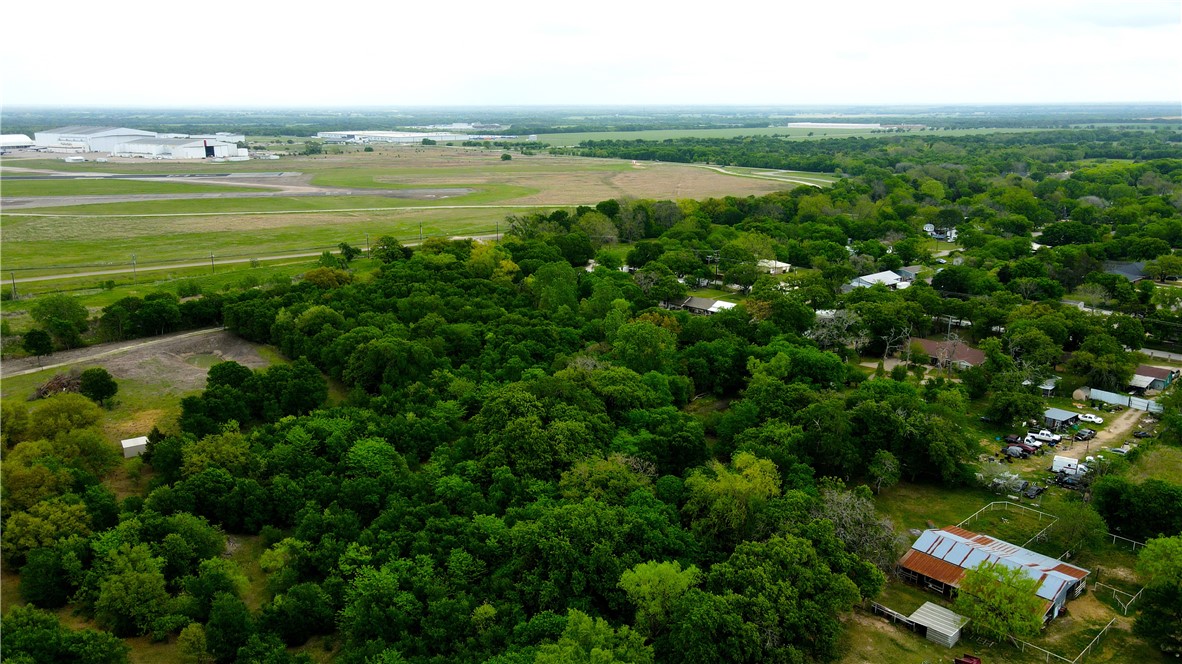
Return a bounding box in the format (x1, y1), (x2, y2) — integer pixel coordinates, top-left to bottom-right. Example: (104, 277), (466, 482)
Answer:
(909, 602), (969, 648)
(1044, 408), (1080, 431)
(121, 436), (149, 458)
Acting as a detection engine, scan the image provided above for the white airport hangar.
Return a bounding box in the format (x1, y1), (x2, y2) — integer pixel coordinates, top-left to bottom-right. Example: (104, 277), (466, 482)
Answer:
(34, 126), (156, 152)
(112, 137), (240, 159)
(317, 130), (470, 144)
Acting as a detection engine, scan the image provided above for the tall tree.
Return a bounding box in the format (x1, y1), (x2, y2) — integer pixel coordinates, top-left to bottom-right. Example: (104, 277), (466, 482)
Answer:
(953, 561), (1044, 640)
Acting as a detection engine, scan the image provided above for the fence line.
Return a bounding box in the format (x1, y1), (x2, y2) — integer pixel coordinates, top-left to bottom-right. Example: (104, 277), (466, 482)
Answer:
(1010, 636), (1074, 664)
(1107, 532), (1146, 550)
(1075, 618), (1119, 663)
(958, 501), (1059, 529)
(1009, 616), (1119, 664)
(1092, 582), (1145, 615)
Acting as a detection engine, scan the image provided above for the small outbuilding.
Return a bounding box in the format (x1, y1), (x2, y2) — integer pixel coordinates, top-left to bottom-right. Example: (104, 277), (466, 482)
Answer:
(1044, 408), (1080, 431)
(121, 436), (149, 458)
(909, 602), (969, 648)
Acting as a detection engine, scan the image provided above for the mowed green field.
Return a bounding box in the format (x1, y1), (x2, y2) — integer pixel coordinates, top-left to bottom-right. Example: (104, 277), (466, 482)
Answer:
(2, 206), (513, 270)
(1, 185), (535, 216)
(1, 178), (253, 197)
(0, 147), (808, 282)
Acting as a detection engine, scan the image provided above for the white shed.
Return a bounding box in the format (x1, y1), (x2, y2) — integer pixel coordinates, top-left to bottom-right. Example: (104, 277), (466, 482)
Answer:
(121, 436), (149, 458)
(909, 602), (969, 648)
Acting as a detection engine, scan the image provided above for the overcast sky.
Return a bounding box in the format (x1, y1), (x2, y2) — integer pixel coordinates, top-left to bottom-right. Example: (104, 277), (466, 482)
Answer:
(2, 0), (1179, 108)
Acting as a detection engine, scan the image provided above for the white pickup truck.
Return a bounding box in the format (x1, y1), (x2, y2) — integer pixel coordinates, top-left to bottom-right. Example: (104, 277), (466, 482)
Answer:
(1027, 429), (1062, 444)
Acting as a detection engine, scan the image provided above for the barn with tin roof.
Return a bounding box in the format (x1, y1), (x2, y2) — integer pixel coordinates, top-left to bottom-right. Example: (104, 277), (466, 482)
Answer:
(897, 526), (1089, 623)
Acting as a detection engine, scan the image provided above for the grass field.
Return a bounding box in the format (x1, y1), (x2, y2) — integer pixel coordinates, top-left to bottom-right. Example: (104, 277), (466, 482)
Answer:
(1125, 443), (1182, 483)
(1, 148), (804, 284)
(1, 178), (253, 197)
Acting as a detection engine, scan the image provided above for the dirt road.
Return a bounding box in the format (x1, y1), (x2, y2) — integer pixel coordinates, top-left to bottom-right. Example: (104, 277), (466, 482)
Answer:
(1, 328), (223, 380)
(1053, 407), (1146, 460)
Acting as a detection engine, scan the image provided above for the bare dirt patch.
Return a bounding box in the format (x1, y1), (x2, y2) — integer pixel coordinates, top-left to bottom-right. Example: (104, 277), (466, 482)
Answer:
(2, 329), (272, 392)
(97, 330), (272, 393)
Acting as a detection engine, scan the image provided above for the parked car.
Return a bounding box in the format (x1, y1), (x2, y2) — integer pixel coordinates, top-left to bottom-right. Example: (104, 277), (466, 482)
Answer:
(1078, 413), (1104, 424)
(1134, 430), (1153, 439)
(1004, 434), (1024, 445)
(1056, 473), (1083, 489)
(1004, 446), (1029, 459)
(1075, 429), (1096, 441)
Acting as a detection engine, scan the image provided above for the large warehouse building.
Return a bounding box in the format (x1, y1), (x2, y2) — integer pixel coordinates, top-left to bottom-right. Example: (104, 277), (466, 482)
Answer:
(317, 130), (471, 144)
(31, 126), (247, 159)
(34, 126), (157, 152)
(112, 138), (240, 159)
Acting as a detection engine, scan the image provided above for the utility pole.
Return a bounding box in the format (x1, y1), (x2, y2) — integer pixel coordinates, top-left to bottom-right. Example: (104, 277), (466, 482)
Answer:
(496, 221), (500, 241)
(210, 252), (215, 274)
(365, 233), (370, 255)
(419, 222), (423, 243)
(9, 272), (16, 301)
(131, 254), (137, 283)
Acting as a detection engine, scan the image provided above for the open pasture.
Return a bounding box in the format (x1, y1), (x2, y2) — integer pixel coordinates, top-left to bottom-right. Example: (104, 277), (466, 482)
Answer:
(2, 148), (801, 281)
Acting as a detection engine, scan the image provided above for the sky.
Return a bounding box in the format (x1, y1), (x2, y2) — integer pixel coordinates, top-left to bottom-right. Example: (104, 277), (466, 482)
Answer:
(2, 0), (1180, 108)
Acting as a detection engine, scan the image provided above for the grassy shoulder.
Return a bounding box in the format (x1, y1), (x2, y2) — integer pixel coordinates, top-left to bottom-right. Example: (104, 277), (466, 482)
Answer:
(0, 178), (252, 197)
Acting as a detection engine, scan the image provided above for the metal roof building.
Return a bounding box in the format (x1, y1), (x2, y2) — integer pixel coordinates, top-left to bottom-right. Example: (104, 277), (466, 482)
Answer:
(112, 137), (241, 160)
(1044, 407), (1080, 430)
(897, 526), (1089, 622)
(909, 602), (969, 648)
(34, 126), (156, 152)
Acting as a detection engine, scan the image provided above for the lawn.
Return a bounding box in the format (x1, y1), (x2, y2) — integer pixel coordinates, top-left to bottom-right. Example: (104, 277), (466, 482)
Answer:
(1, 207), (510, 271)
(1124, 443), (1182, 483)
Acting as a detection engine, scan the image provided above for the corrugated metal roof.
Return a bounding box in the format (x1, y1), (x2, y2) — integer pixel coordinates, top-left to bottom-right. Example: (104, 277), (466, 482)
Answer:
(1130, 375), (1155, 388)
(900, 527), (1090, 597)
(909, 602), (969, 634)
(1044, 408), (1079, 422)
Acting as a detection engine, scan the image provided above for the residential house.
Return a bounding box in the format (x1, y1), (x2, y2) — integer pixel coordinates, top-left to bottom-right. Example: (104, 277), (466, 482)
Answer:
(676, 296), (737, 316)
(1131, 364), (1178, 391)
(757, 259), (791, 275)
(844, 270), (909, 292)
(1105, 261), (1148, 283)
(909, 337), (985, 370)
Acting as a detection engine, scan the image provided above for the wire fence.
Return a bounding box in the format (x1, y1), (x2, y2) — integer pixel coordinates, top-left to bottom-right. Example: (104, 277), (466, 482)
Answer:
(1010, 617), (1119, 664)
(1092, 582), (1145, 615)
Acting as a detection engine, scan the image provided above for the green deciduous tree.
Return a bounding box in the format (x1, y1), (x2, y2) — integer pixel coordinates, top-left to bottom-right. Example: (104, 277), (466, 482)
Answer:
(79, 367), (119, 407)
(22, 328), (55, 362)
(954, 561), (1044, 640)
(94, 544), (171, 637)
(617, 561), (701, 638)
(27, 392), (103, 441)
(682, 452), (780, 543)
(30, 294), (89, 348)
(534, 609), (653, 664)
(1134, 535), (1182, 654)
